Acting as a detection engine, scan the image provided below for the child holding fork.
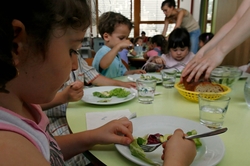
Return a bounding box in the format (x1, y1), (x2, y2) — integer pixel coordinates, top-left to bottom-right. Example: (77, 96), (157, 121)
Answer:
(0, 0), (195, 165)
(150, 28), (195, 72)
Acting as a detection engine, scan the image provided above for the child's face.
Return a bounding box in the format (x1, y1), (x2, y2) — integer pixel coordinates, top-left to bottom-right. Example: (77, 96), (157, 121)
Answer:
(136, 39), (143, 46)
(199, 40), (205, 48)
(170, 47), (189, 61)
(16, 27), (85, 104)
(104, 24), (131, 48)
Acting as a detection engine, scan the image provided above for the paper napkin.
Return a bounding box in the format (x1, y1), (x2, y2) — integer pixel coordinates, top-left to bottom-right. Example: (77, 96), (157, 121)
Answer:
(86, 109), (136, 130)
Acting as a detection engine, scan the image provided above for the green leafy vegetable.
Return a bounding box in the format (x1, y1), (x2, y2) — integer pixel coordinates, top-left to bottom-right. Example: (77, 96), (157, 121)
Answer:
(129, 140), (159, 166)
(186, 130), (202, 147)
(109, 88), (131, 98)
(130, 130), (202, 165)
(93, 88), (131, 98)
(93, 91), (111, 98)
(140, 74), (161, 81)
(137, 137), (147, 146)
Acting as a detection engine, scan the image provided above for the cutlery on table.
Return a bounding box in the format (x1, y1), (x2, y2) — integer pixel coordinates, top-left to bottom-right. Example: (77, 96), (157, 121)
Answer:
(140, 127), (228, 152)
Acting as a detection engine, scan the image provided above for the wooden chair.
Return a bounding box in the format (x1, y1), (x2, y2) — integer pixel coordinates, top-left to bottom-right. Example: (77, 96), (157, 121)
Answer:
(84, 58), (94, 66)
(121, 59), (130, 70)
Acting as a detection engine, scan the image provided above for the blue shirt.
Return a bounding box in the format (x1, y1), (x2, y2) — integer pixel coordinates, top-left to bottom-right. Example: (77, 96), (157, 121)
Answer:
(92, 45), (127, 78)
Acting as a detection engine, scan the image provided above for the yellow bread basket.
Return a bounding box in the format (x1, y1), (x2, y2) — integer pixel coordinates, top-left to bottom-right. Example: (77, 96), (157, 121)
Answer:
(174, 83), (231, 102)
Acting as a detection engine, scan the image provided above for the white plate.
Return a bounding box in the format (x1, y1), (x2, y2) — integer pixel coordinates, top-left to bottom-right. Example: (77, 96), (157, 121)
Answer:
(127, 74), (162, 84)
(81, 86), (136, 105)
(115, 115), (225, 166)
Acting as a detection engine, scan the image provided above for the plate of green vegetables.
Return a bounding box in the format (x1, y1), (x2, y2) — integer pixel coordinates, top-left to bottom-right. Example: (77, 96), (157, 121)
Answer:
(81, 86), (136, 105)
(115, 115), (225, 166)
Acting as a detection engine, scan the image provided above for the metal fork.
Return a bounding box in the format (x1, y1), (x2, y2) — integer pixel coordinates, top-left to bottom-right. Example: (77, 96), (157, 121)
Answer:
(140, 127), (228, 152)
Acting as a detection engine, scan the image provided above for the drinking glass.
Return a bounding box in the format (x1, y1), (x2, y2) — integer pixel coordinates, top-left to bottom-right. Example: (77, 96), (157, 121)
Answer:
(160, 69), (177, 88)
(136, 78), (157, 104)
(198, 94), (231, 129)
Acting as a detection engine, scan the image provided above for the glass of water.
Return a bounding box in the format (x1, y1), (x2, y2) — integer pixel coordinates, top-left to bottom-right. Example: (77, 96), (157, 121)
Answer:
(160, 69), (177, 88)
(136, 78), (157, 104)
(198, 94), (231, 129)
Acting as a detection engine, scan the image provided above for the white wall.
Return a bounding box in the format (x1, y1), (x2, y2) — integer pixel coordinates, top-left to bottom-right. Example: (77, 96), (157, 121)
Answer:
(180, 0), (201, 22)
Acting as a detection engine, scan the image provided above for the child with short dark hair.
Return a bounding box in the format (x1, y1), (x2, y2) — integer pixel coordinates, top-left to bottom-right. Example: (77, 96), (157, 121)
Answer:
(92, 11), (146, 78)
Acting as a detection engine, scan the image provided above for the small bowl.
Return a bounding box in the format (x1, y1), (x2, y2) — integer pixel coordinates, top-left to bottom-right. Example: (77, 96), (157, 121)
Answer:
(174, 83), (231, 102)
(210, 66), (243, 88)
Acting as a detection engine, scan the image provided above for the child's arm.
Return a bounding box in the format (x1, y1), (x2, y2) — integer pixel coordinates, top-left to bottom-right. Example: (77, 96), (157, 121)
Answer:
(100, 40), (132, 70)
(125, 69), (146, 75)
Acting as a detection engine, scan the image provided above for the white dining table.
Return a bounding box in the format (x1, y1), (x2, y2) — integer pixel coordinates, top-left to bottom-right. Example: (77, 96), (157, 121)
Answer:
(66, 74), (250, 165)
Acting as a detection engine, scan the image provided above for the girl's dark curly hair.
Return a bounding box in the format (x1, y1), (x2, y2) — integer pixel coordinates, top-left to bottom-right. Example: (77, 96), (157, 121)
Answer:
(0, 0), (91, 93)
(98, 11), (133, 39)
(150, 34), (168, 54)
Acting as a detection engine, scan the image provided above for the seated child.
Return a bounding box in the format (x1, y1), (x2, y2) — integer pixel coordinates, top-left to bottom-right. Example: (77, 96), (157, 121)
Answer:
(151, 28), (195, 72)
(143, 34), (168, 59)
(134, 36), (143, 46)
(122, 37), (144, 58)
(199, 32), (214, 49)
(92, 11), (146, 78)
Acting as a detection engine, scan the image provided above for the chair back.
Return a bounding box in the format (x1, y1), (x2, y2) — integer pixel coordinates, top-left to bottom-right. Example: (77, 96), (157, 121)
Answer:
(121, 59), (130, 70)
(84, 58), (94, 66)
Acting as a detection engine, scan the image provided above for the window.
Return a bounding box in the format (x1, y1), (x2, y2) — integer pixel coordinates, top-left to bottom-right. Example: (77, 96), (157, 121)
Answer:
(206, 0), (214, 32)
(93, 0), (202, 38)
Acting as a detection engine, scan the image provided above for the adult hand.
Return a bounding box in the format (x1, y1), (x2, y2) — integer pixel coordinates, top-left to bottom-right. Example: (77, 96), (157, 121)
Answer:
(181, 48), (224, 82)
(162, 129), (196, 166)
(94, 117), (133, 145)
(61, 80), (84, 102)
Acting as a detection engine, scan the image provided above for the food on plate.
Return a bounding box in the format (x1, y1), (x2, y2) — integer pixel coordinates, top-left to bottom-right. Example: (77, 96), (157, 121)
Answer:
(97, 99), (111, 103)
(140, 74), (161, 81)
(129, 140), (159, 166)
(182, 74), (224, 92)
(93, 88), (131, 98)
(129, 130), (202, 165)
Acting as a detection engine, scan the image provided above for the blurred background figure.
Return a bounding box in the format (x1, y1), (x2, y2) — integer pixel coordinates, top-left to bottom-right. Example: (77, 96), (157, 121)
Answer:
(141, 31), (149, 44)
(143, 34), (168, 59)
(161, 0), (200, 54)
(199, 32), (214, 49)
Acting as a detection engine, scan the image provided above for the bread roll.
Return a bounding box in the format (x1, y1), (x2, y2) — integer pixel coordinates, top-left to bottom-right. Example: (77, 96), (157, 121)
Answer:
(194, 82), (224, 92)
(182, 74), (224, 92)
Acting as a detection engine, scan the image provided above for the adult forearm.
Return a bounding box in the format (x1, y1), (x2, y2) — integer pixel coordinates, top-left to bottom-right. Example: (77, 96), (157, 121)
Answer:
(199, 18), (237, 55)
(214, 7), (250, 56)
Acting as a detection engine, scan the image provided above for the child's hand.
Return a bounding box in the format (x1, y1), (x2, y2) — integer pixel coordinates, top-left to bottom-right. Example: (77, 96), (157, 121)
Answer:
(118, 40), (133, 50)
(62, 80), (84, 102)
(125, 70), (146, 75)
(133, 69), (146, 74)
(151, 57), (165, 65)
(94, 117), (133, 145)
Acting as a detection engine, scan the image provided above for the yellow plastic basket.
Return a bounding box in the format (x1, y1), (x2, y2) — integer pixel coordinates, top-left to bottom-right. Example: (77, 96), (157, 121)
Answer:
(174, 83), (231, 102)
